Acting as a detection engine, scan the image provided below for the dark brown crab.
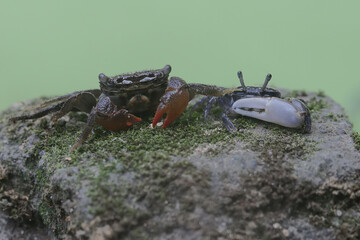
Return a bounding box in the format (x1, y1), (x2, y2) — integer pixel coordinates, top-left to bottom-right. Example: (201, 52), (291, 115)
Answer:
(9, 65), (227, 151)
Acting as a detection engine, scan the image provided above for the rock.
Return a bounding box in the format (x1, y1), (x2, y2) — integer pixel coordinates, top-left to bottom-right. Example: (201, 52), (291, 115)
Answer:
(0, 211), (54, 240)
(0, 92), (359, 239)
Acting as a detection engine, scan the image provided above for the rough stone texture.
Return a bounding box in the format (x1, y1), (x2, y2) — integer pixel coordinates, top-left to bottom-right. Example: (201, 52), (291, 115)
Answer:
(0, 91), (359, 240)
(0, 211), (53, 240)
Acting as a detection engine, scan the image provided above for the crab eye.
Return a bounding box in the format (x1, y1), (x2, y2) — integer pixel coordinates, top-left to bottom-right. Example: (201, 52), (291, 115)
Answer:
(162, 65), (172, 75)
(157, 72), (164, 79)
(98, 73), (109, 83)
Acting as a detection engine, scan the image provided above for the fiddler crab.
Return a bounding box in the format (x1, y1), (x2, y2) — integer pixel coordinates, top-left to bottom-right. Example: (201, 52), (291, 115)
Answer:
(193, 71), (311, 133)
(9, 65), (311, 151)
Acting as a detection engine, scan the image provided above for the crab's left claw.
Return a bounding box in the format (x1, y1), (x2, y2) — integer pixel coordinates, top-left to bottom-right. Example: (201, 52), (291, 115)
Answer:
(97, 109), (142, 132)
(152, 77), (190, 128)
(232, 97), (311, 132)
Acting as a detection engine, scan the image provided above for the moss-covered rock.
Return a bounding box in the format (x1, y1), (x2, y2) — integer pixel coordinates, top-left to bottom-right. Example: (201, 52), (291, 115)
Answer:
(1, 92), (360, 239)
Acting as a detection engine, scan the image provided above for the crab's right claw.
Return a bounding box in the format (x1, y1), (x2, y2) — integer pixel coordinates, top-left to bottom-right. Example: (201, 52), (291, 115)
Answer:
(152, 77), (190, 128)
(232, 97), (311, 132)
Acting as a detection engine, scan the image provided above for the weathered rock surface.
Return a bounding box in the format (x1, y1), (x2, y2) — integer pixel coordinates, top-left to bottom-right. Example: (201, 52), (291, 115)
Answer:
(0, 92), (359, 240)
(0, 211), (53, 240)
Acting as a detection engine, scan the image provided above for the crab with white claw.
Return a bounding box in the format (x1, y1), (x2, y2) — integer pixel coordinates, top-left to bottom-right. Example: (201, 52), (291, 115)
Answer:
(194, 71), (311, 133)
(9, 65), (229, 151)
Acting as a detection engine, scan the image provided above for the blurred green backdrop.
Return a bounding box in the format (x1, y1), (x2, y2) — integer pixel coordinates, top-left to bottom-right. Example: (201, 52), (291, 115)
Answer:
(1, 1), (359, 132)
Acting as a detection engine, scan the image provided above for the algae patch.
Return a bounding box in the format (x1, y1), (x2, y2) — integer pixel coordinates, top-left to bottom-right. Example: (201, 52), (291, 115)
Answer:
(286, 90), (329, 113)
(37, 109), (245, 165)
(352, 131), (360, 151)
(307, 96), (329, 113)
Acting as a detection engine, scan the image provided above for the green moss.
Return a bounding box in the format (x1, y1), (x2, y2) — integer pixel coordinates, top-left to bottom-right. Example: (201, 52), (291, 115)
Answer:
(38, 201), (54, 226)
(283, 92), (329, 119)
(35, 168), (50, 189)
(352, 131), (360, 151)
(325, 113), (346, 122)
(235, 116), (258, 129)
(32, 109), (245, 170)
(307, 96), (329, 113)
(316, 91), (326, 97)
(287, 90), (308, 98)
(326, 113), (338, 121)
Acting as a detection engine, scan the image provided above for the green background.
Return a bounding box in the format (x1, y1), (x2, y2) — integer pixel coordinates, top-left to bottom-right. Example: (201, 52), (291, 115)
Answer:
(1, 1), (359, 132)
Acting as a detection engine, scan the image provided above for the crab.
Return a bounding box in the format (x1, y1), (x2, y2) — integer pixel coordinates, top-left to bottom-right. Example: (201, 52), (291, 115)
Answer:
(193, 70), (311, 133)
(9, 65), (228, 150)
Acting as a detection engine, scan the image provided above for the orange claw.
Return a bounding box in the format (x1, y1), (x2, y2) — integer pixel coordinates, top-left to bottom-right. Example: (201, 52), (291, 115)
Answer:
(125, 113), (142, 127)
(152, 77), (190, 128)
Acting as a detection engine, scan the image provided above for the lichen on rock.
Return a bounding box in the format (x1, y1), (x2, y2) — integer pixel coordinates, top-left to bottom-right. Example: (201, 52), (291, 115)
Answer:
(0, 92), (360, 239)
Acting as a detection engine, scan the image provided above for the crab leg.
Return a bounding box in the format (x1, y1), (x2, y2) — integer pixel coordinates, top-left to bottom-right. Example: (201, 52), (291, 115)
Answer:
(232, 97), (311, 132)
(9, 90), (101, 123)
(9, 102), (64, 123)
(51, 92), (99, 122)
(221, 112), (236, 132)
(71, 94), (142, 151)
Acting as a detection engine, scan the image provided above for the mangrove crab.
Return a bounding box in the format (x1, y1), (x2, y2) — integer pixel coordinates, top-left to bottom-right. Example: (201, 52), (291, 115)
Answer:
(9, 65), (228, 150)
(193, 71), (311, 133)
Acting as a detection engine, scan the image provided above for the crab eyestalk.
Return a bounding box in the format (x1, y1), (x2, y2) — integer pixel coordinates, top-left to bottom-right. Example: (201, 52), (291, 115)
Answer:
(260, 74), (272, 94)
(232, 97), (311, 132)
(237, 71), (246, 89)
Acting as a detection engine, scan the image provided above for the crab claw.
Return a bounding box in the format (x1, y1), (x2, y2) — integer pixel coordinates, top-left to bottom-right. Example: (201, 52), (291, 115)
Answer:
(152, 77), (190, 128)
(97, 109), (142, 131)
(232, 97), (311, 132)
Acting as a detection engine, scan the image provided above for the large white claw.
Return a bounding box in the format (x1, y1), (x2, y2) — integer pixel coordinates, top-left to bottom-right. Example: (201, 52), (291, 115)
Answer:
(232, 97), (311, 131)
